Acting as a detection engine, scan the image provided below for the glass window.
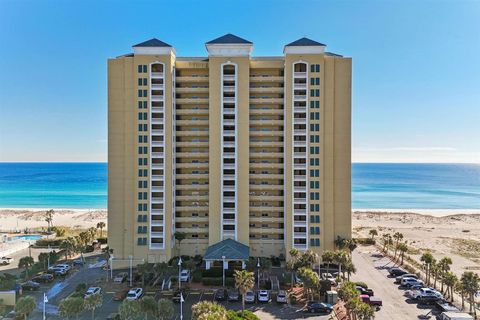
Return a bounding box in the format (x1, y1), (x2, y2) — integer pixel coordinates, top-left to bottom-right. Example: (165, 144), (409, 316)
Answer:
(143, 90), (148, 97)
(310, 65), (315, 73)
(138, 90), (142, 97)
(138, 65), (142, 73)
(316, 78), (320, 85)
(138, 78), (142, 86)
(310, 89), (315, 97)
(310, 78), (315, 85)
(310, 239), (315, 246)
(142, 65), (147, 73)
(315, 64), (320, 72)
(143, 78), (147, 86)
(315, 89), (320, 97)
(143, 101), (148, 109)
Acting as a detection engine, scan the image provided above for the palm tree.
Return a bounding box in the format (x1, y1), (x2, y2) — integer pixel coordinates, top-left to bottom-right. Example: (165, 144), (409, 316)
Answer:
(420, 252), (434, 285)
(298, 267), (320, 300)
(234, 269), (255, 316)
(18, 256), (34, 278)
(438, 257), (452, 293)
(174, 232), (186, 257)
(334, 250), (349, 280)
(119, 299), (141, 320)
(381, 233), (392, 253)
(60, 237), (76, 261)
(397, 242), (408, 265)
(430, 261), (440, 289)
(59, 297), (84, 320)
(455, 281), (466, 310)
(334, 236), (347, 250)
(136, 262), (152, 287)
(356, 302), (375, 320)
(321, 250), (335, 274)
(368, 229), (378, 241)
(152, 262), (168, 287)
(15, 296), (36, 320)
(344, 259), (356, 281)
(140, 296), (157, 320)
(288, 248), (300, 288)
(298, 250), (317, 268)
(88, 227), (97, 241)
(45, 209), (54, 232)
(392, 232), (403, 260)
(83, 292), (102, 320)
(460, 271), (480, 316)
(442, 271), (457, 302)
(191, 301), (227, 320)
(96, 222), (106, 238)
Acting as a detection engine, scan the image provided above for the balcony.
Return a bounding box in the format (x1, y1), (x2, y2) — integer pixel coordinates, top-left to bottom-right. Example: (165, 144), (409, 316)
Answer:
(223, 218), (235, 225)
(176, 130), (208, 137)
(223, 97), (235, 104)
(222, 230), (236, 238)
(176, 75), (209, 83)
(249, 108), (283, 116)
(151, 84), (164, 90)
(151, 72), (164, 78)
(250, 75), (284, 82)
(250, 152), (283, 158)
(176, 87), (209, 93)
(152, 141), (164, 147)
(293, 72), (307, 78)
(152, 152), (164, 158)
(151, 175), (163, 181)
(250, 195), (284, 201)
(294, 118), (307, 125)
(293, 232), (307, 238)
(223, 86), (235, 93)
(150, 242), (165, 249)
(293, 83), (307, 90)
(176, 97), (209, 104)
(249, 163), (283, 169)
(293, 95), (307, 101)
(293, 244), (307, 250)
(223, 75), (235, 82)
(249, 97), (283, 104)
(293, 175), (306, 181)
(151, 118), (164, 125)
(152, 129), (164, 135)
(249, 173), (283, 179)
(176, 120), (209, 126)
(175, 216), (208, 223)
(151, 186), (164, 192)
(176, 108), (209, 115)
(151, 198), (164, 204)
(176, 141), (209, 147)
(249, 87), (284, 94)
(249, 120), (283, 126)
(175, 162), (209, 169)
(223, 130), (235, 136)
(293, 129), (307, 135)
(151, 94), (164, 101)
(176, 206), (209, 212)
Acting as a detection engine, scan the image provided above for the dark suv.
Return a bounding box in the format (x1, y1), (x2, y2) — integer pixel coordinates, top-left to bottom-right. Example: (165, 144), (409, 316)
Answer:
(388, 267), (407, 277)
(305, 301), (333, 314)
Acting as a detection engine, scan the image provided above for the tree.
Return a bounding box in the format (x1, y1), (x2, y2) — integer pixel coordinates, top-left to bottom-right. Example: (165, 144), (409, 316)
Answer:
(420, 252), (435, 285)
(392, 232), (404, 260)
(234, 269), (255, 316)
(18, 256), (34, 278)
(52, 226), (66, 237)
(381, 233), (392, 253)
(157, 298), (174, 320)
(442, 271), (457, 302)
(344, 296), (362, 320)
(344, 259), (357, 281)
(368, 229), (378, 241)
(356, 302), (375, 320)
(96, 222), (106, 238)
(333, 250), (349, 279)
(334, 236), (347, 250)
(397, 242), (408, 265)
(15, 296), (36, 320)
(136, 262), (153, 287)
(345, 239), (358, 256)
(321, 250), (335, 274)
(288, 248), (300, 289)
(60, 237), (76, 261)
(45, 209), (55, 232)
(438, 257), (452, 293)
(59, 297), (84, 320)
(338, 281), (360, 319)
(431, 261), (440, 289)
(174, 232), (187, 256)
(88, 227), (97, 241)
(84, 293), (102, 320)
(297, 267), (320, 300)
(460, 271), (480, 316)
(0, 273), (17, 290)
(152, 262), (169, 287)
(140, 296), (157, 320)
(119, 300), (141, 320)
(191, 301), (227, 320)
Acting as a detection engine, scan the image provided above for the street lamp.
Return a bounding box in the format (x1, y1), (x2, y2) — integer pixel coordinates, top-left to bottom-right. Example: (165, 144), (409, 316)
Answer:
(222, 255), (226, 288)
(257, 258), (260, 289)
(128, 255), (133, 287)
(178, 257), (183, 290)
(180, 292), (184, 320)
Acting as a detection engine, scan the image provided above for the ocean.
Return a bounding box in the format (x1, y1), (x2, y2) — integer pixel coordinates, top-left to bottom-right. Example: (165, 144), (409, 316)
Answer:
(0, 163), (479, 209)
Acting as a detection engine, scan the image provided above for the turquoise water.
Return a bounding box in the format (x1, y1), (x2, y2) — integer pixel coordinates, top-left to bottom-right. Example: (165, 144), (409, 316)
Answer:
(11, 235), (43, 241)
(0, 162), (479, 209)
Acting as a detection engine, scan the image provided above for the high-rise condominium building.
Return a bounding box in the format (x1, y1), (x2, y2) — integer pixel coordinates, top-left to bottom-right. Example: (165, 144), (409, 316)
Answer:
(108, 34), (351, 266)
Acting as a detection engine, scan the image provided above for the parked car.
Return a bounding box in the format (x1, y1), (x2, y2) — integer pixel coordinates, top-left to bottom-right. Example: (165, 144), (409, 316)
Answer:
(257, 290), (270, 303)
(356, 286), (374, 296)
(1, 310), (21, 320)
(113, 289), (129, 301)
(321, 273), (337, 285)
(395, 273), (418, 284)
(401, 277), (424, 288)
(113, 272), (128, 284)
(21, 281), (40, 291)
(360, 295), (382, 309)
(214, 288), (227, 301)
(85, 287), (102, 298)
(73, 259), (84, 266)
(388, 267), (407, 277)
(32, 273), (54, 283)
(126, 288), (143, 300)
(0, 257), (14, 265)
(417, 294), (442, 305)
(305, 301), (333, 314)
(172, 289), (187, 303)
(55, 264), (72, 271)
(411, 288), (443, 300)
(179, 269), (190, 282)
(439, 311), (474, 320)
(244, 290), (255, 303)
(227, 290), (240, 302)
(276, 290), (287, 303)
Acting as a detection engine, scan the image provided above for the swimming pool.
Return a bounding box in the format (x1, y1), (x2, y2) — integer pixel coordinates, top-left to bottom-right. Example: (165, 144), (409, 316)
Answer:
(11, 235), (42, 241)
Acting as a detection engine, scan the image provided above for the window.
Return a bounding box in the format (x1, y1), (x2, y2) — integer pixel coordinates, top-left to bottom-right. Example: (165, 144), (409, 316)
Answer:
(138, 124), (143, 132)
(143, 90), (148, 97)
(310, 89), (315, 97)
(315, 64), (320, 72)
(310, 65), (315, 73)
(315, 78), (320, 85)
(138, 78), (143, 86)
(310, 78), (315, 86)
(143, 78), (147, 86)
(137, 225), (147, 234)
(138, 170), (143, 177)
(138, 101), (143, 109)
(138, 90), (143, 97)
(143, 101), (148, 109)
(137, 237), (147, 245)
(310, 238), (315, 246)
(310, 101), (315, 109)
(315, 113), (320, 120)
(143, 204), (148, 211)
(143, 65), (147, 73)
(315, 215), (320, 223)
(138, 65), (143, 73)
(310, 227), (315, 234)
(315, 101), (320, 108)
(315, 89), (320, 97)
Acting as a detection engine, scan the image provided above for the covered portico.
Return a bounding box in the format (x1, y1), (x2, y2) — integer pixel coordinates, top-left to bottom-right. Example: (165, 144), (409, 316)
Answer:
(204, 238), (249, 270)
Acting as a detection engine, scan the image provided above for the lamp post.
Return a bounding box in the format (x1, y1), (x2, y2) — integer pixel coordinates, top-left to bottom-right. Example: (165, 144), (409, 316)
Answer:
(47, 245), (51, 269)
(180, 292), (184, 320)
(178, 257), (182, 290)
(128, 255), (133, 287)
(257, 258), (260, 289)
(222, 256), (226, 288)
(317, 253), (321, 277)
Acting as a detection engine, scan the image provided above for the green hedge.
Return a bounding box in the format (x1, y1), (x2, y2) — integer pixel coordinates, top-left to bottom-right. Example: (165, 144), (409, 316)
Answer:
(35, 238), (64, 247)
(202, 277), (234, 287)
(227, 310), (260, 320)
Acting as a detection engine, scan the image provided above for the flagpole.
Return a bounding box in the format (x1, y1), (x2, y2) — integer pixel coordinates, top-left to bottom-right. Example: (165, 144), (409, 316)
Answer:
(43, 292), (47, 320)
(180, 292), (183, 320)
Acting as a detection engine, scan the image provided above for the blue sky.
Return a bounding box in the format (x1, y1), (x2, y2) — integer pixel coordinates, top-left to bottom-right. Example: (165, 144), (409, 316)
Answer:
(0, 0), (479, 163)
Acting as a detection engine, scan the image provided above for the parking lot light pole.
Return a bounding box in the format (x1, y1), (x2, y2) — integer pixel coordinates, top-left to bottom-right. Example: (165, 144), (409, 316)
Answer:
(257, 258), (260, 289)
(128, 255), (133, 287)
(180, 292), (184, 320)
(178, 257), (182, 290)
(222, 256), (226, 288)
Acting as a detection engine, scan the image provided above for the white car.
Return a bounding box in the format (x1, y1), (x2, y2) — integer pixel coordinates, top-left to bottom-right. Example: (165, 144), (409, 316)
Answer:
(0, 257), (13, 265)
(179, 270), (190, 282)
(245, 290), (255, 303)
(395, 273), (418, 284)
(412, 288), (443, 300)
(257, 290), (270, 303)
(276, 290), (287, 303)
(401, 277), (424, 287)
(84, 287), (102, 298)
(126, 288), (143, 300)
(55, 264), (72, 271)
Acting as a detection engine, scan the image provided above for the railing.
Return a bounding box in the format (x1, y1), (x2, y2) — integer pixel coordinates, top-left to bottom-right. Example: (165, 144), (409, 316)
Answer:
(151, 72), (164, 78)
(294, 72), (307, 78)
(294, 95), (307, 100)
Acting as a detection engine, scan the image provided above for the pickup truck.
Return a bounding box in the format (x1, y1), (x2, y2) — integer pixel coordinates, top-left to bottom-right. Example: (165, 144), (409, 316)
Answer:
(0, 257), (13, 265)
(360, 294), (382, 309)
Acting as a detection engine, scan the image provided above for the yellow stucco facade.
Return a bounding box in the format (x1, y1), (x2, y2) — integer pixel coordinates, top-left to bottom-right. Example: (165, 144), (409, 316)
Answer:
(108, 35), (351, 264)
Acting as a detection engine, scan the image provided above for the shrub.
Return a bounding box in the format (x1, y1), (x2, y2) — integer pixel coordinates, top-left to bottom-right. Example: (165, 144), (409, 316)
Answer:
(202, 268), (235, 278)
(227, 310), (260, 320)
(192, 270), (202, 283)
(75, 283), (87, 293)
(355, 282), (368, 289)
(35, 238), (64, 247)
(202, 277), (234, 287)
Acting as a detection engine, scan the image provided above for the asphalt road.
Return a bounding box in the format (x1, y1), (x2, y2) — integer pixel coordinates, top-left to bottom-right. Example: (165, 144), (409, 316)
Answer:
(0, 247), (52, 275)
(351, 246), (438, 320)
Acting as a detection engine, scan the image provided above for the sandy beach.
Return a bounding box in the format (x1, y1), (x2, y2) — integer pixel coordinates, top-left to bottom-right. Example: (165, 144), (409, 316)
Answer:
(353, 209), (480, 276)
(1, 207), (479, 276)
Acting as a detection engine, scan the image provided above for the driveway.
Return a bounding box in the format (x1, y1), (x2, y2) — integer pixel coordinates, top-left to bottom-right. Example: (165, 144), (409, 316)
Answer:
(351, 246), (435, 320)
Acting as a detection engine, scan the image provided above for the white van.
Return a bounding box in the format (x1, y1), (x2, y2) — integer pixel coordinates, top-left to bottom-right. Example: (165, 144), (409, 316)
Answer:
(440, 312), (474, 320)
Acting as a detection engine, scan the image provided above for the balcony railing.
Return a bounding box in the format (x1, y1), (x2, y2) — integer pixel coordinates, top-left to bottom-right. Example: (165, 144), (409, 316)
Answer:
(293, 72), (307, 78)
